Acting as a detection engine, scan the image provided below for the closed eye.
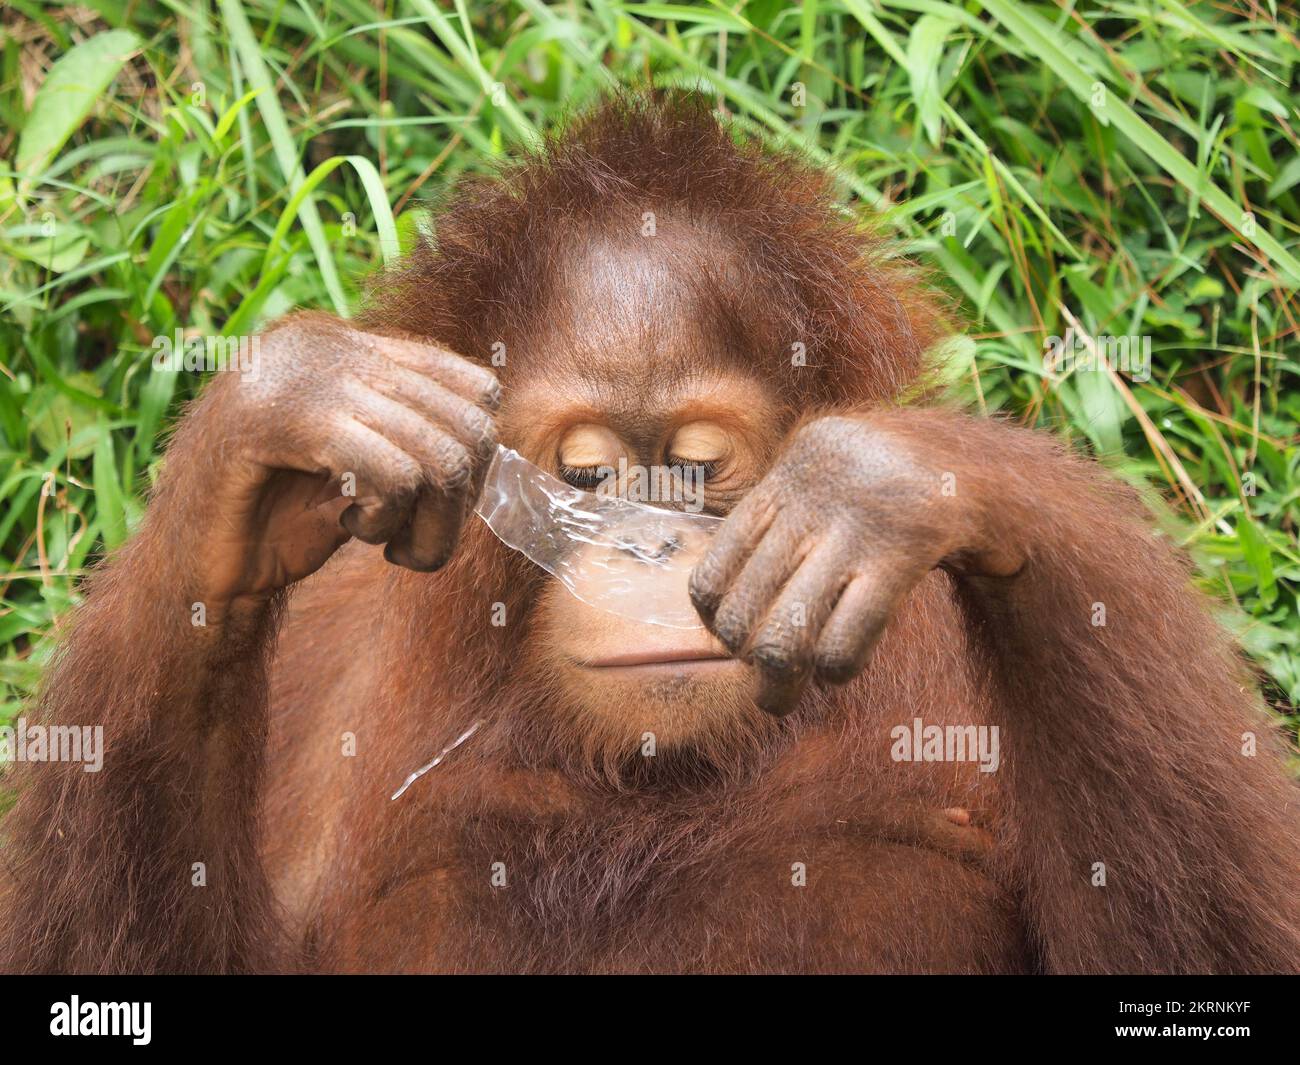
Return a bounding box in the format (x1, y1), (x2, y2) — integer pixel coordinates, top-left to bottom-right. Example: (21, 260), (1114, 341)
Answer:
(559, 464), (610, 490)
(667, 456), (723, 482)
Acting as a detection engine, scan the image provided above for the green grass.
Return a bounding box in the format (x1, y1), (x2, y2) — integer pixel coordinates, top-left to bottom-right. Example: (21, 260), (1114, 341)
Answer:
(0, 1), (1297, 741)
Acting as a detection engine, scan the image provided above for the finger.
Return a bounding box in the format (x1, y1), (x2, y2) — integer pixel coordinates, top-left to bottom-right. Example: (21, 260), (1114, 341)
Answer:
(367, 363), (497, 461)
(747, 543), (847, 668)
(384, 486), (470, 572)
(348, 386), (478, 492)
(708, 514), (809, 655)
(751, 660), (808, 718)
(348, 384), (489, 569)
(377, 335), (501, 410)
(744, 545), (847, 715)
(319, 419), (424, 544)
(688, 490), (779, 625)
(386, 435), (494, 572)
(812, 570), (900, 683)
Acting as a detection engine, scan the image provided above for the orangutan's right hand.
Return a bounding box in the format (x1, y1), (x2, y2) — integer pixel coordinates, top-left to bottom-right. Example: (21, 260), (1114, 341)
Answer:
(183, 312), (499, 608)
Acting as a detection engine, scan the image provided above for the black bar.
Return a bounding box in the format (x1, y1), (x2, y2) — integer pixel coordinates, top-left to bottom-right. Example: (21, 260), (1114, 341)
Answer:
(2, 974), (1295, 1051)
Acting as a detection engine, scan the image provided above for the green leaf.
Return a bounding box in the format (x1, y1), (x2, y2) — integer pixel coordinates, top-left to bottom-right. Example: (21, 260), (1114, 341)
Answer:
(341, 155), (400, 265)
(213, 88), (262, 143)
(30, 374), (103, 460)
(618, 4), (748, 31)
(13, 30), (140, 193)
(1236, 512), (1278, 609)
(2, 231), (90, 273)
(1267, 155), (1300, 201)
(906, 15), (954, 147)
(92, 424), (128, 551)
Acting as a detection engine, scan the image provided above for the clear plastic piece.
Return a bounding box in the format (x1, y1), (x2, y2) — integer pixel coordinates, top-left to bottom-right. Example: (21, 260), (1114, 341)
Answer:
(473, 446), (723, 629)
(391, 719), (483, 801)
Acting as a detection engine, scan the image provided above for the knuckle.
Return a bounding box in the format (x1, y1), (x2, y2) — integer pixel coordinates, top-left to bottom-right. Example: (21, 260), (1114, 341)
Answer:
(430, 437), (473, 488)
(385, 540), (453, 573)
(795, 415), (869, 456)
(477, 372), (502, 412)
(343, 503), (392, 544)
(754, 642), (800, 676)
(814, 646), (858, 684)
(711, 601), (750, 652)
(687, 566), (722, 612)
(749, 634), (801, 673)
(462, 406), (498, 458)
(385, 453), (424, 495)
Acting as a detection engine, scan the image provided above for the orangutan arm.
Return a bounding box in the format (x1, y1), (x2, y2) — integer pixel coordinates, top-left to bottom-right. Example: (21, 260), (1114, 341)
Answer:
(0, 314), (497, 973)
(691, 407), (1300, 974)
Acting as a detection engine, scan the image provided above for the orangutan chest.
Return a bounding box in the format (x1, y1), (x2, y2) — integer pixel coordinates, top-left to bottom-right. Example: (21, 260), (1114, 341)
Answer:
(327, 824), (1029, 974)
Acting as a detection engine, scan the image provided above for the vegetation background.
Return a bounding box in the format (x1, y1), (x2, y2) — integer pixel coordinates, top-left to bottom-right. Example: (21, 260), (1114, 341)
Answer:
(1, 0), (1298, 797)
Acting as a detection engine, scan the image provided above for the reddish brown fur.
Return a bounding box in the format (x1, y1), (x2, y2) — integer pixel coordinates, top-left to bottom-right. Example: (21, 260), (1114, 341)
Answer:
(1, 92), (1297, 974)
(363, 90), (946, 409)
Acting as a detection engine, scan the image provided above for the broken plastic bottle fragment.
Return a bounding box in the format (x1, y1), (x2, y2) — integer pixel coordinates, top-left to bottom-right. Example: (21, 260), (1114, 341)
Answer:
(391, 720), (484, 801)
(472, 445), (722, 629)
